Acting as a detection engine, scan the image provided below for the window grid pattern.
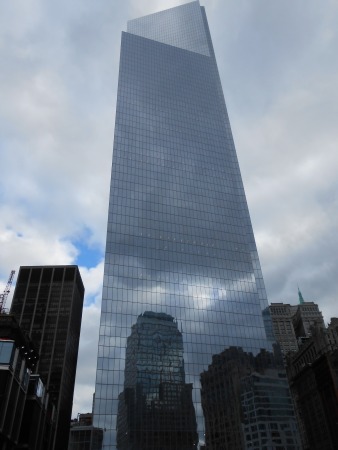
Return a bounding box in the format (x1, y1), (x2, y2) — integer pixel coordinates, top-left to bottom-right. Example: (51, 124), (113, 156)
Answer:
(93, 3), (282, 449)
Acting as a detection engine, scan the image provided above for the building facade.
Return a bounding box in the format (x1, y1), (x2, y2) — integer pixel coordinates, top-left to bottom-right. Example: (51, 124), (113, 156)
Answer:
(0, 314), (38, 449)
(200, 347), (300, 449)
(269, 300), (325, 356)
(68, 413), (103, 450)
(93, 2), (281, 448)
(19, 373), (54, 450)
(268, 303), (299, 355)
(10, 265), (84, 450)
(286, 320), (338, 449)
(240, 370), (300, 450)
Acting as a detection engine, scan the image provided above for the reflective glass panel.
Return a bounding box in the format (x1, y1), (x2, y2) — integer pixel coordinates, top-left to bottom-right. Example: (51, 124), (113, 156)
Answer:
(93, 2), (299, 449)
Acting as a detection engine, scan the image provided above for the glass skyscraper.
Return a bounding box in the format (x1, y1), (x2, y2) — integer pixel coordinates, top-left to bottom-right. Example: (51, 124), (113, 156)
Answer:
(93, 2), (297, 448)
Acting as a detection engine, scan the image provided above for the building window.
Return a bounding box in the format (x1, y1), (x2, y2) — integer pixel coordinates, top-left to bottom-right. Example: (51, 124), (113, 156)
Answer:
(0, 340), (15, 366)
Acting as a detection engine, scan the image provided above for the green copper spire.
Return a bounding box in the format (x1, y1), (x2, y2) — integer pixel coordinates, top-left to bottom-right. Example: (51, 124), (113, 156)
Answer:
(298, 287), (305, 304)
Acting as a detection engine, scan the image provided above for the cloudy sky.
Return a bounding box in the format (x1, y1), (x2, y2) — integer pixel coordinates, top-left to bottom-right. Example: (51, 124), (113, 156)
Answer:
(1, 0), (337, 416)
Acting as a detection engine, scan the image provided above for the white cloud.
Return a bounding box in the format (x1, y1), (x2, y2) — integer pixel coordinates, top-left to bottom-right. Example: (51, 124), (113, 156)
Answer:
(72, 299), (102, 415)
(72, 261), (104, 415)
(129, 0), (184, 17)
(79, 262), (104, 302)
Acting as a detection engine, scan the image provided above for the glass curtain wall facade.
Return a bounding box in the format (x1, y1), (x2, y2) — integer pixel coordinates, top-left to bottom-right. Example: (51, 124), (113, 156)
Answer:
(94, 2), (282, 448)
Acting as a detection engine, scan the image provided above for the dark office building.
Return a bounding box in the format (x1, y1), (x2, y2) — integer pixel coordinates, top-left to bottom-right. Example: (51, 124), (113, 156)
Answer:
(116, 312), (198, 449)
(10, 265), (84, 450)
(93, 2), (280, 447)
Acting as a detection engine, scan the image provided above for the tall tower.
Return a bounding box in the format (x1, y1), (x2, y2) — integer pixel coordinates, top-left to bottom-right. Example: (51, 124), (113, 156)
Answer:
(94, 2), (276, 448)
(10, 265), (84, 450)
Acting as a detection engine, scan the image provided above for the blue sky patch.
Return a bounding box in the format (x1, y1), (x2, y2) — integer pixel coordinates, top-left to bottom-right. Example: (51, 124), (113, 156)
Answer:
(75, 240), (103, 268)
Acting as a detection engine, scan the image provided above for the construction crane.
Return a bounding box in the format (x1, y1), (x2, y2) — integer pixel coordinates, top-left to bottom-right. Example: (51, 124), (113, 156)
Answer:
(0, 270), (15, 313)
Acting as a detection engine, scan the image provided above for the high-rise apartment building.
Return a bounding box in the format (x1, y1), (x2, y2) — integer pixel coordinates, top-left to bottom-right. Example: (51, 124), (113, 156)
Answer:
(93, 2), (284, 448)
(11, 265), (84, 450)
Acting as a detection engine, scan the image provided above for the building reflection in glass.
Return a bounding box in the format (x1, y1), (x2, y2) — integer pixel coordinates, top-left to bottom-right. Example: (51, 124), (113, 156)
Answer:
(200, 347), (300, 450)
(116, 311), (198, 449)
